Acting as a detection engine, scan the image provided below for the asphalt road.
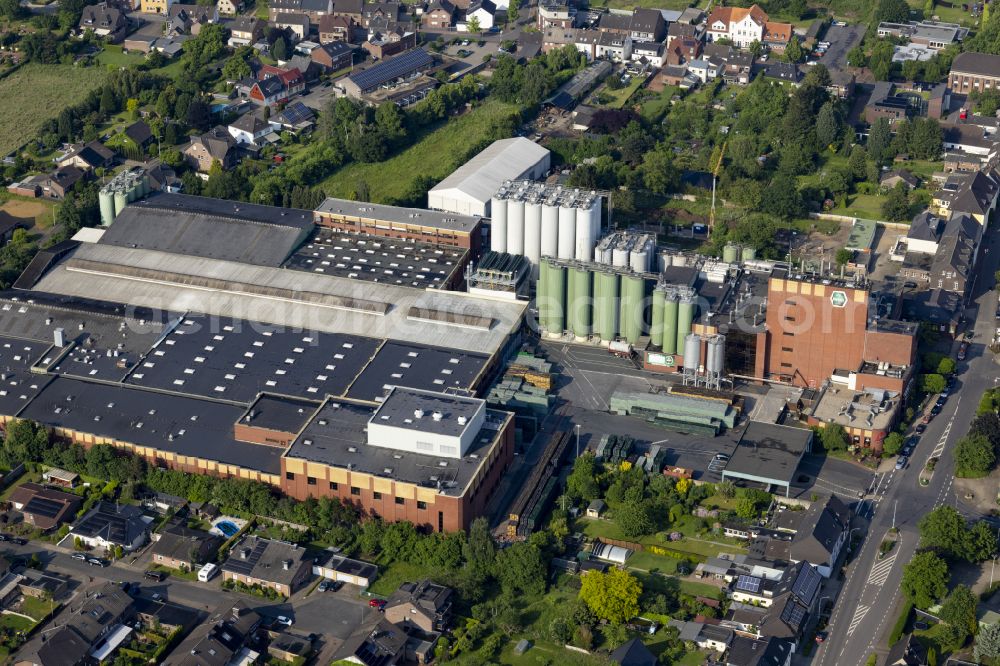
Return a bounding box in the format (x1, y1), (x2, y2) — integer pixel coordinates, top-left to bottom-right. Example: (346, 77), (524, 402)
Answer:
(815, 227), (1000, 666)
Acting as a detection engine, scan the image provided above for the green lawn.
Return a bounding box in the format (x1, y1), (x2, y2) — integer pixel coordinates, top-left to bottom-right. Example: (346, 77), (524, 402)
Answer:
(367, 560), (436, 597)
(0, 613), (36, 633)
(498, 638), (608, 665)
(0, 63), (108, 157)
(96, 45), (145, 68)
(639, 86), (680, 122)
(679, 579), (722, 598)
(828, 193), (885, 221)
(599, 75), (647, 110)
(317, 100), (522, 203)
(579, 517), (746, 564)
(18, 595), (56, 622)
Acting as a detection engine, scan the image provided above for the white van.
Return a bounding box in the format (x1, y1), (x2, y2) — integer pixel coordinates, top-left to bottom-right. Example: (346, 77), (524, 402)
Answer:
(198, 563), (219, 582)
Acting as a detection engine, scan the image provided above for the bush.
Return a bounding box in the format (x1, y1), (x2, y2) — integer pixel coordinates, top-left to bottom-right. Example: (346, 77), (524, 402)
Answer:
(888, 599), (914, 645)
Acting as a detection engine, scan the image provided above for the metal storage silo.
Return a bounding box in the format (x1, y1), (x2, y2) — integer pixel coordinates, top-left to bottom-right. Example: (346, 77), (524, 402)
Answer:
(541, 203), (559, 259)
(612, 244), (629, 268)
(99, 190), (115, 226)
(536, 260), (549, 332)
(707, 335), (726, 374)
(575, 204), (596, 262)
(723, 244), (739, 264)
(658, 252), (673, 272)
(619, 275), (644, 344)
(547, 263), (566, 336)
(683, 333), (701, 371)
(742, 246), (757, 262)
(557, 205), (576, 260)
(593, 271), (619, 342)
(113, 191), (127, 217)
(672, 254), (687, 267)
(677, 294), (696, 355)
(491, 197), (507, 253)
(630, 239), (651, 273)
(569, 267), (592, 340)
(525, 200), (542, 268)
(506, 199), (524, 256)
(662, 292), (678, 355)
(650, 288), (665, 347)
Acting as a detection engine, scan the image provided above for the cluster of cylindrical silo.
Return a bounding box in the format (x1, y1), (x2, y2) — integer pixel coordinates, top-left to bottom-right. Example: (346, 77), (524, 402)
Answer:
(705, 334), (726, 374)
(722, 243), (758, 264)
(491, 181), (602, 275)
(658, 251), (690, 271)
(99, 168), (149, 226)
(649, 287), (696, 355)
(595, 232), (656, 273)
(537, 258), (654, 344)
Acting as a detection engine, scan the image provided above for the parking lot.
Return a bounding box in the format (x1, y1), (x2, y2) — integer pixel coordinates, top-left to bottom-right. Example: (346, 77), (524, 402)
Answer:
(815, 23), (864, 72)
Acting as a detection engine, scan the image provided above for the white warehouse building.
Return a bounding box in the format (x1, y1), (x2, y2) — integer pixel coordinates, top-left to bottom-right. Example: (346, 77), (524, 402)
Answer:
(491, 180), (602, 275)
(428, 138), (551, 217)
(366, 386), (487, 459)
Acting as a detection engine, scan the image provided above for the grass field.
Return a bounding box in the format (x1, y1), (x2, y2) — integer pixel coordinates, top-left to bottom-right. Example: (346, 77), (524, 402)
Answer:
(368, 560), (435, 597)
(318, 100), (522, 203)
(0, 613), (36, 632)
(0, 63), (108, 157)
(0, 198), (55, 230)
(599, 75), (648, 109)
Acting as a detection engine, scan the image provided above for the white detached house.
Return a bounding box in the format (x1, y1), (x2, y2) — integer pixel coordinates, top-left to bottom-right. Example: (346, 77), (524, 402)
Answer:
(463, 0), (495, 32)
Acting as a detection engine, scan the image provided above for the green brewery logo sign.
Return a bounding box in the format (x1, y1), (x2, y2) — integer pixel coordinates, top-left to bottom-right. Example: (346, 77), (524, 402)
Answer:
(830, 290), (848, 308)
(648, 353), (675, 367)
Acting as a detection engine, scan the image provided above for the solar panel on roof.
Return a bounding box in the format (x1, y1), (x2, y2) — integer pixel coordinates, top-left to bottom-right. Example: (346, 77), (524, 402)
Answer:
(280, 102), (313, 124)
(781, 600), (807, 627)
(735, 575), (762, 593)
(791, 565), (821, 602)
(349, 48), (433, 92)
(23, 496), (67, 520)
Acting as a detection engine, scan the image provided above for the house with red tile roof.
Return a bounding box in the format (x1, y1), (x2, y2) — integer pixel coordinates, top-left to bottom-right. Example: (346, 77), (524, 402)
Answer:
(705, 4), (791, 51)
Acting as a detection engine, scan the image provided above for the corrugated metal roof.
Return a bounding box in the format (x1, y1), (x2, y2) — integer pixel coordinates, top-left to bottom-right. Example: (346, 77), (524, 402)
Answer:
(428, 138), (551, 208)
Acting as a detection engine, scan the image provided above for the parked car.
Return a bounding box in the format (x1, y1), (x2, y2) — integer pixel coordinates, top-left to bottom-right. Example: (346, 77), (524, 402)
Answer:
(151, 593), (164, 602)
(936, 395), (947, 407)
(895, 456), (908, 470)
(319, 580), (343, 592)
(71, 553), (87, 561)
(369, 599), (387, 611)
(88, 558), (107, 567)
(930, 405), (942, 416)
(144, 570), (166, 582)
(276, 616), (293, 626)
(915, 423), (927, 434)
(958, 341), (969, 360)
(9, 537), (25, 545)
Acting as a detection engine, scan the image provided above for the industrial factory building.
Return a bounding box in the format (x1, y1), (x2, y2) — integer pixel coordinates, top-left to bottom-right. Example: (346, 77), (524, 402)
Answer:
(0, 192), (527, 532)
(428, 139), (552, 218)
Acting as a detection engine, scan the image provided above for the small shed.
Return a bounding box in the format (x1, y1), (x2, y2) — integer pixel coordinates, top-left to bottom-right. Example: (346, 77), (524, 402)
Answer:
(42, 468), (79, 489)
(586, 499), (607, 518)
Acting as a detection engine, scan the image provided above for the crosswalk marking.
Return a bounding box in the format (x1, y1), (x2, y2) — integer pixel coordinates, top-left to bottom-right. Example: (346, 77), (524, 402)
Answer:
(867, 551), (898, 587)
(847, 605), (870, 636)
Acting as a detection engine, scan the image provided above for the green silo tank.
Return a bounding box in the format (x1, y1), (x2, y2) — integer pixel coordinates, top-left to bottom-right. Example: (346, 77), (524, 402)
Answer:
(549, 264), (566, 335)
(677, 296), (696, 354)
(537, 260), (550, 333)
(650, 289), (665, 347)
(742, 246), (756, 262)
(662, 293), (678, 355)
(723, 244), (739, 263)
(594, 271), (619, 342)
(619, 275), (644, 344)
(113, 191), (127, 217)
(569, 267), (592, 339)
(99, 190), (115, 226)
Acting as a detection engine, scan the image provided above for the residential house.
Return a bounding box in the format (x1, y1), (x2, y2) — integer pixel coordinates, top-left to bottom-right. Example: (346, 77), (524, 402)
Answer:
(788, 495), (851, 577)
(269, 0), (333, 22)
(586, 499), (606, 518)
(167, 4), (218, 35)
(464, 0), (495, 32)
(881, 169), (919, 190)
(424, 0), (454, 29)
(29, 583), (135, 666)
(43, 166), (87, 199)
(9, 483), (81, 531)
(255, 65), (306, 101)
(188, 602), (262, 666)
(58, 140), (114, 171)
(384, 580), (453, 632)
(628, 8), (665, 42)
(631, 41), (665, 67)
(886, 634), (928, 666)
(724, 636), (794, 666)
(864, 82), (914, 125)
(313, 552), (378, 586)
(331, 0), (363, 22)
(666, 23), (702, 65)
(363, 25), (416, 59)
(905, 210), (945, 254)
(312, 40), (353, 70)
(217, 0), (244, 14)
(221, 536), (312, 596)
(318, 13), (359, 42)
(151, 523), (223, 570)
(184, 127), (239, 172)
(705, 4), (791, 51)
(934, 169), (1000, 224)
(333, 618), (408, 666)
(929, 213), (979, 296)
(229, 17), (266, 46)
(827, 69), (856, 100)
(122, 120), (155, 150)
(723, 52), (754, 86)
(594, 32), (631, 61)
(610, 638), (657, 666)
(948, 51), (1000, 93)
(942, 123), (998, 157)
(760, 61), (802, 85)
(228, 111), (272, 145)
(269, 100), (316, 133)
(668, 620), (734, 652)
(68, 501), (148, 552)
(268, 633), (313, 664)
(140, 0), (172, 14)
(78, 3), (130, 43)
(537, 0), (575, 29)
(274, 13), (311, 42)
(363, 1), (403, 27)
(145, 160), (183, 193)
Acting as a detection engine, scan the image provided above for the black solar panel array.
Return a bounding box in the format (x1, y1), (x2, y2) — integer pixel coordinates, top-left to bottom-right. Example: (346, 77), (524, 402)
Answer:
(224, 539), (268, 576)
(781, 599), (807, 627)
(735, 575), (761, 594)
(280, 101), (313, 125)
(22, 496), (66, 520)
(791, 565), (821, 603)
(349, 48), (432, 92)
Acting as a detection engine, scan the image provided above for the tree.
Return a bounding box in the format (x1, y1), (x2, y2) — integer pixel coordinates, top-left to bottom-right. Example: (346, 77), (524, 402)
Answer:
(940, 584), (977, 643)
(100, 86), (117, 116)
(835, 248), (853, 267)
(463, 517), (496, 579)
(875, 0), (911, 23)
(642, 146), (679, 195)
(869, 117), (893, 164)
(566, 453), (600, 501)
(920, 373), (946, 394)
(578, 568), (642, 625)
(970, 412), (1000, 448)
(717, 480), (736, 498)
(0, 0), (21, 18)
(883, 432), (904, 456)
(507, 0), (518, 24)
(954, 433), (996, 478)
(616, 501), (654, 538)
(272, 36), (289, 62)
(748, 40), (763, 57)
(918, 506), (987, 560)
(910, 118), (942, 160)
(901, 551), (949, 608)
(375, 102), (406, 147)
(820, 423), (849, 452)
(785, 36), (803, 63)
(882, 183), (911, 222)
(847, 45), (867, 68)
(816, 102), (842, 149)
(975, 622), (1000, 662)
(494, 542), (546, 597)
(870, 40), (895, 81)
(467, 15), (481, 34)
(937, 356), (956, 375)
(126, 98), (140, 122)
